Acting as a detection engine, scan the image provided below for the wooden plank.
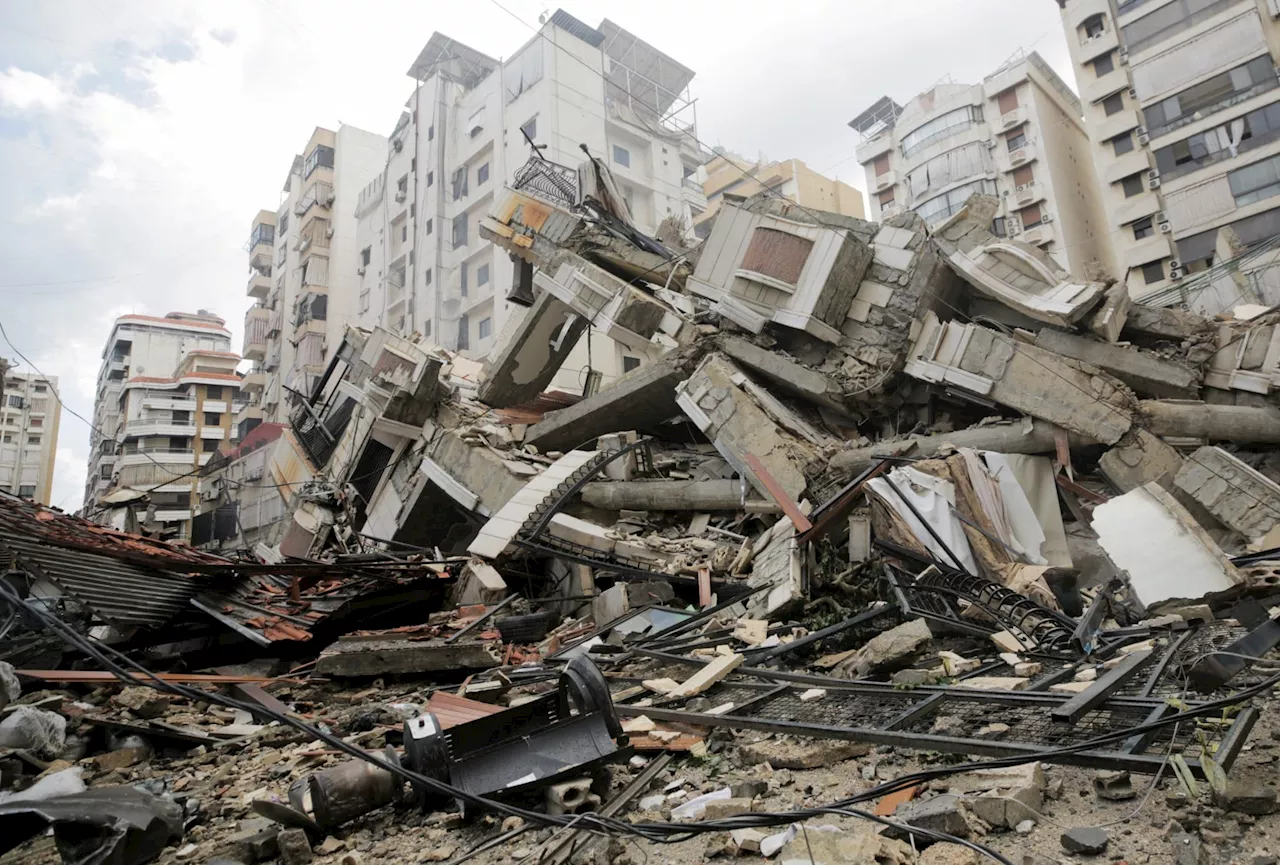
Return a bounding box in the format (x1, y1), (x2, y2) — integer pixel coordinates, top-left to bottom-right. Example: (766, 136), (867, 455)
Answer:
(745, 452), (813, 533)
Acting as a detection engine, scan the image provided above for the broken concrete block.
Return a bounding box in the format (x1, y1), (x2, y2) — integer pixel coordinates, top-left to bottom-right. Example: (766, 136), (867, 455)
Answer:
(702, 798), (754, 819)
(1034, 328), (1199, 399)
(668, 653), (743, 699)
(967, 785), (1040, 829)
(277, 828), (313, 865)
(476, 289), (588, 408)
(1060, 826), (1108, 855)
(1094, 770), (1136, 801)
(777, 825), (914, 865)
(675, 353), (817, 503)
(937, 651), (981, 676)
(890, 793), (973, 840)
(1089, 280), (1131, 344)
(452, 561), (507, 606)
(956, 676), (1029, 691)
(546, 777), (600, 816)
(1013, 661), (1042, 677)
(1050, 681), (1093, 694)
(1217, 778), (1279, 815)
(315, 636), (502, 677)
(548, 513), (616, 553)
(835, 618), (932, 678)
(1099, 428), (1185, 493)
(919, 843), (983, 865)
(1174, 446), (1280, 542)
(989, 630), (1025, 654)
(718, 335), (851, 414)
(739, 738), (870, 770)
(112, 687), (171, 720)
(1093, 482), (1242, 608)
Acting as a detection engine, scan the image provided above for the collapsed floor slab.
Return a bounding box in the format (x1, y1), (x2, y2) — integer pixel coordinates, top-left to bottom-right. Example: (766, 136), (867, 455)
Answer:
(1033, 329), (1199, 400)
(1097, 428), (1184, 493)
(476, 290), (590, 409)
(1174, 446), (1280, 541)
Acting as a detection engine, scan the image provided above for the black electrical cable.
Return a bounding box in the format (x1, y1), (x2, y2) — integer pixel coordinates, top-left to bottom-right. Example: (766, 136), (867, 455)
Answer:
(5, 577), (1274, 863)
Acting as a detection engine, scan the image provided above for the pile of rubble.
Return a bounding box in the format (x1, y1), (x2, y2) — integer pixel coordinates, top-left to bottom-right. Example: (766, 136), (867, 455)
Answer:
(8, 163), (1280, 864)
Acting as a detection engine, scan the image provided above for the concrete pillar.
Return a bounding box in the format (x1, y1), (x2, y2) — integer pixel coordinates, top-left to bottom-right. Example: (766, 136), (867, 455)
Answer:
(581, 479), (776, 511)
(1141, 400), (1280, 444)
(830, 418), (1079, 477)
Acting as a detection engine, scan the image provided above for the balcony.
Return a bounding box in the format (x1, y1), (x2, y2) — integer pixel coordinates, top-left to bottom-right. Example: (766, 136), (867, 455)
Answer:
(855, 132), (894, 166)
(119, 448), (196, 467)
(1122, 233), (1175, 270)
(1020, 220), (1055, 247)
(200, 426), (226, 440)
(1010, 181), (1045, 209)
(1114, 190), (1163, 226)
(1077, 27), (1119, 64)
(153, 509), (192, 523)
(202, 400), (227, 413)
(873, 170), (896, 194)
(1104, 149), (1154, 185)
(141, 394), (196, 412)
(120, 419), (197, 439)
(1095, 108), (1140, 145)
(249, 241), (273, 272)
(1083, 67), (1129, 106)
(243, 306), (270, 361)
(997, 107), (1026, 133)
(997, 143), (1038, 173)
(247, 272), (271, 300)
(237, 404), (265, 424)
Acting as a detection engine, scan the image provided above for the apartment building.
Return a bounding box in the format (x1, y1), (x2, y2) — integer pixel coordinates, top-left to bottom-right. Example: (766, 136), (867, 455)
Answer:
(240, 125), (388, 431)
(0, 368), (61, 504)
(350, 10), (708, 387)
(852, 51), (1112, 277)
(1055, 0), (1280, 298)
(83, 311), (232, 518)
(692, 153), (865, 238)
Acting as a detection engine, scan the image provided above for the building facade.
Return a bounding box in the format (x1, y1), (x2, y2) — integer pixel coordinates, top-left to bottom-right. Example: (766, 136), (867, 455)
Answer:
(83, 312), (234, 524)
(350, 10), (707, 389)
(852, 51), (1112, 277)
(240, 125), (388, 432)
(1055, 0), (1280, 298)
(692, 153), (865, 238)
(0, 368), (60, 504)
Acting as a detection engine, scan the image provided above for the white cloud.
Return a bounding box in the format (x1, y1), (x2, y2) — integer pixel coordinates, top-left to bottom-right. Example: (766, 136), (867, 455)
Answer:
(0, 67), (67, 112)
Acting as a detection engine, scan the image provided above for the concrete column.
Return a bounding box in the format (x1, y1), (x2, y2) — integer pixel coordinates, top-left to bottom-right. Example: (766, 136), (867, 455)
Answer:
(830, 418), (1080, 476)
(581, 479), (777, 512)
(1141, 400), (1280, 444)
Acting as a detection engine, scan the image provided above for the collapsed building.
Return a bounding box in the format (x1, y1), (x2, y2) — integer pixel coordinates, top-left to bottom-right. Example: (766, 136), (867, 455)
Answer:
(7, 153), (1280, 864)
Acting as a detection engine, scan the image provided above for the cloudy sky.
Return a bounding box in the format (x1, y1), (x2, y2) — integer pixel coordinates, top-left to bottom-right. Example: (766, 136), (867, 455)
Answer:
(0, 0), (1072, 510)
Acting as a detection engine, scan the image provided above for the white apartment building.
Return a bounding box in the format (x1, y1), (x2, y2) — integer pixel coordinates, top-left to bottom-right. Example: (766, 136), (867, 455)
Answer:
(852, 51), (1112, 277)
(241, 125), (388, 430)
(1055, 0), (1280, 298)
(83, 311), (232, 515)
(0, 368), (61, 504)
(350, 10), (707, 387)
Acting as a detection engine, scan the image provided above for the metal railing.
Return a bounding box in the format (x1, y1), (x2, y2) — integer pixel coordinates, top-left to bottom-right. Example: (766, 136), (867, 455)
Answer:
(512, 155), (579, 208)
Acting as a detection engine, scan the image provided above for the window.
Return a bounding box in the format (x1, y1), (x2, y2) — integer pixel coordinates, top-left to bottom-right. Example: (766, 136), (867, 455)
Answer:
(18, 485), (34, 498)
(172, 410), (190, 424)
(426, 218), (433, 235)
(613, 145), (630, 168)
(1120, 173), (1145, 198)
(1081, 13), (1105, 39)
(402, 224), (408, 242)
(1132, 216), (1155, 240)
(912, 178), (998, 224)
(877, 189), (895, 207)
(1, 434), (9, 443)
(100, 465), (112, 480)
(997, 89), (1018, 115)
(521, 117), (537, 140)
(457, 314), (470, 351)
(900, 106), (984, 157)
(304, 144), (334, 178)
(1154, 102), (1280, 180)
(477, 263), (490, 286)
(1141, 261), (1166, 285)
(204, 412), (220, 426)
(29, 418), (41, 428)
(873, 155), (890, 177)
(1093, 53), (1115, 78)
(397, 174), (408, 196)
(1005, 128), (1028, 152)
(622, 356), (641, 373)
(451, 167), (468, 200)
(206, 385), (223, 399)
(33, 384), (45, 393)
(359, 287), (370, 313)
(477, 162), (489, 185)
(169, 436), (189, 450)
(427, 170), (433, 187)
(26, 435), (40, 446)
(452, 214), (468, 249)
(5, 396), (21, 408)
(991, 217), (1008, 237)
(478, 317), (492, 340)
(1111, 132), (1134, 156)
(428, 124), (434, 141)
(360, 246), (371, 267)
(425, 268), (432, 286)
(1013, 165), (1034, 187)
(1019, 203), (1043, 229)
(411, 157), (416, 173)
(1123, 0), (1239, 57)
(1142, 57), (1276, 138)
(460, 262), (468, 297)
(1102, 92), (1124, 116)
(1229, 153), (1280, 207)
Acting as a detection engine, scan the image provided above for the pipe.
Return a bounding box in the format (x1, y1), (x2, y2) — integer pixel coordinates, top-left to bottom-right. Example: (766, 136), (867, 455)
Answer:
(830, 419), (1081, 476)
(1140, 400), (1280, 444)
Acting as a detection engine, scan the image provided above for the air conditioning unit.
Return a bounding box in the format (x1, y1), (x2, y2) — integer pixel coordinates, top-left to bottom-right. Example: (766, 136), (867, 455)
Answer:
(1169, 259), (1182, 271)
(1146, 169), (1160, 181)
(320, 189), (335, 206)
(1127, 88), (1137, 99)
(245, 466), (264, 480)
(1138, 132), (1150, 145)
(1007, 218), (1022, 234)
(1153, 210), (1167, 223)
(1041, 213), (1054, 224)
(1148, 176), (1162, 190)
(1169, 266), (1184, 280)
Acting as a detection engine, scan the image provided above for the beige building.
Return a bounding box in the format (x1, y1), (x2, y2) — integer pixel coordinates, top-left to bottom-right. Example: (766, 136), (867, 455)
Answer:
(1054, 0), (1280, 300)
(692, 153), (865, 237)
(240, 125), (388, 433)
(852, 50), (1112, 277)
(0, 368), (61, 504)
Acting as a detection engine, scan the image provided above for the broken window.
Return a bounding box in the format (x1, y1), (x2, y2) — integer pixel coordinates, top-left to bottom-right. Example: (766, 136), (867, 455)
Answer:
(521, 116), (537, 141)
(1019, 203), (1043, 229)
(504, 44), (544, 103)
(997, 89), (1018, 115)
(1093, 52), (1115, 77)
(1141, 260), (1166, 284)
(452, 214), (468, 249)
(740, 228), (813, 286)
(451, 167), (468, 201)
(1102, 92), (1125, 116)
(1132, 216), (1155, 240)
(304, 144), (334, 179)
(990, 217), (1007, 237)
(1013, 165), (1034, 187)
(1111, 132), (1135, 156)
(1142, 56), (1274, 138)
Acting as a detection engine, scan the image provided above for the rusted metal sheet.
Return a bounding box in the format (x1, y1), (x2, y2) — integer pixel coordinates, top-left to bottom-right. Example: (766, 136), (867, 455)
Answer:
(426, 691), (504, 729)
